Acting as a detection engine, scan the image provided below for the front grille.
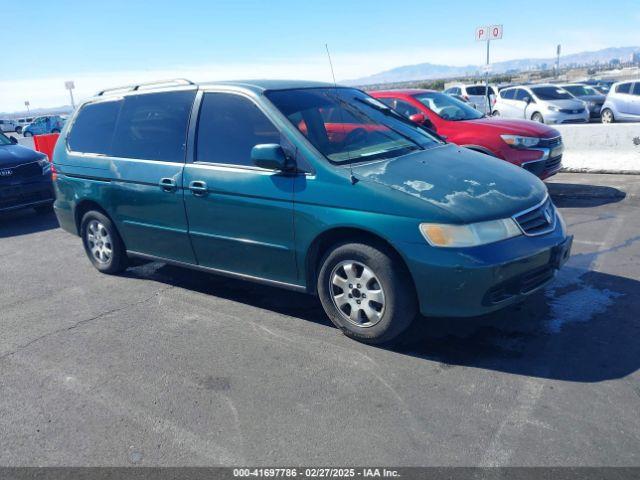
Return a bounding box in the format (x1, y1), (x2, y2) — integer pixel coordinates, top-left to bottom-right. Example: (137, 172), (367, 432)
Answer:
(543, 155), (562, 174)
(513, 197), (556, 236)
(538, 136), (562, 148)
(0, 161), (42, 185)
(559, 108), (585, 114)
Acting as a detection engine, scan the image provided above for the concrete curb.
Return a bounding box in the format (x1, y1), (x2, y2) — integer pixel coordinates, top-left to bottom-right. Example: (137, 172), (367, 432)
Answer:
(560, 167), (640, 175)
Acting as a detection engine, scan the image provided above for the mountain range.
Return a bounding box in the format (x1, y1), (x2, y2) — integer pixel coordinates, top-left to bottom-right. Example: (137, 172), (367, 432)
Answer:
(343, 46), (640, 86)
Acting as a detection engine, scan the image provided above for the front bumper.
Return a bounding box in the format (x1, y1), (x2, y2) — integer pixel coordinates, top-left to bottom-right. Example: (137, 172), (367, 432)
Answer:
(543, 110), (589, 124)
(398, 217), (571, 317)
(0, 180), (54, 212)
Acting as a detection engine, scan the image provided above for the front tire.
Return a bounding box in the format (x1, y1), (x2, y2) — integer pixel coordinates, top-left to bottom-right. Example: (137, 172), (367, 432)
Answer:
(601, 109), (614, 124)
(531, 112), (544, 123)
(317, 242), (417, 345)
(80, 211), (128, 274)
(23, 131), (33, 137)
(492, 110), (500, 116)
(51, 128), (60, 134)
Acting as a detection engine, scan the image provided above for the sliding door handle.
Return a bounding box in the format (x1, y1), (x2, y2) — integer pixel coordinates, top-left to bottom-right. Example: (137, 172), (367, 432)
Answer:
(189, 180), (208, 196)
(159, 177), (177, 192)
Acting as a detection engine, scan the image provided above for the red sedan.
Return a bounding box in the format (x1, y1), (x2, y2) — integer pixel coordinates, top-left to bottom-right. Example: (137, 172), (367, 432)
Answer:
(370, 89), (564, 180)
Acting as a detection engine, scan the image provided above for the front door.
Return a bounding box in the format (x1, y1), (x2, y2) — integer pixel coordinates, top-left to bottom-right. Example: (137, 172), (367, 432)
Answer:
(183, 91), (298, 285)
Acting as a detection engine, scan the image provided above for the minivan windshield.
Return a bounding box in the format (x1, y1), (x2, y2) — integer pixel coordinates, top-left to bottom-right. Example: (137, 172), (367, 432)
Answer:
(531, 86), (574, 101)
(266, 88), (441, 163)
(414, 92), (484, 121)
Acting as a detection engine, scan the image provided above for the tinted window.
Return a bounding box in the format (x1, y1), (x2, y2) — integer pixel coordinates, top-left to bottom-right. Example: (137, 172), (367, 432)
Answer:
(196, 93), (281, 167)
(68, 100), (121, 154)
(466, 86), (488, 95)
(531, 87), (573, 100)
(631, 83), (640, 95)
(514, 89), (529, 101)
(111, 90), (195, 162)
(616, 83), (631, 94)
(501, 89), (515, 100)
(563, 85), (598, 96)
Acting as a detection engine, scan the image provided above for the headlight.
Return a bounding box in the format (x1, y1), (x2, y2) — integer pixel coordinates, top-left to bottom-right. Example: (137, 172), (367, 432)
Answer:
(547, 105), (560, 112)
(500, 135), (540, 148)
(419, 218), (522, 248)
(37, 157), (51, 174)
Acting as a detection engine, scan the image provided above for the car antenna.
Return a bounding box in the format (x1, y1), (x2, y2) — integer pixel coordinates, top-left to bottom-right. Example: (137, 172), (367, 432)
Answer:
(325, 43), (357, 185)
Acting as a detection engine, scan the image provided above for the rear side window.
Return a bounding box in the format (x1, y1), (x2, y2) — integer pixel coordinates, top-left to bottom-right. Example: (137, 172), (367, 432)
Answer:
(616, 83), (631, 94)
(68, 100), (121, 155)
(111, 90), (196, 162)
(500, 89), (515, 99)
(466, 86), (487, 96)
(196, 93), (281, 167)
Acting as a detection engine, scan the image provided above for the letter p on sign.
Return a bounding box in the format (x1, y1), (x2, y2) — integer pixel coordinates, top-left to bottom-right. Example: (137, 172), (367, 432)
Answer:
(476, 25), (503, 41)
(476, 26), (488, 41)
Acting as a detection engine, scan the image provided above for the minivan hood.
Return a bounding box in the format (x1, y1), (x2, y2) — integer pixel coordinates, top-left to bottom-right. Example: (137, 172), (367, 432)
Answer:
(351, 144), (547, 223)
(0, 144), (44, 168)
(464, 117), (559, 137)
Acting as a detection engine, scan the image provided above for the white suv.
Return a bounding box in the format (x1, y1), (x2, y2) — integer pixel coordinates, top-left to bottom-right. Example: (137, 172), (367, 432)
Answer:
(493, 85), (589, 124)
(443, 84), (497, 114)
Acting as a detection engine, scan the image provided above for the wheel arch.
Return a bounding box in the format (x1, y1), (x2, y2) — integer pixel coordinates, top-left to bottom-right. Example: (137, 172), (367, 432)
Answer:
(74, 199), (112, 236)
(461, 145), (498, 157)
(304, 227), (416, 296)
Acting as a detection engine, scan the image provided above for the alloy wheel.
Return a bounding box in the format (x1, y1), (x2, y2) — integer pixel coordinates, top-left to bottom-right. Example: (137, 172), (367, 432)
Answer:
(329, 260), (386, 327)
(86, 219), (113, 264)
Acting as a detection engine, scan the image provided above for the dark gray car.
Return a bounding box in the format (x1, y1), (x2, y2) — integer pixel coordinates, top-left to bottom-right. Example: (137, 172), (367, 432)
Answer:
(559, 84), (606, 120)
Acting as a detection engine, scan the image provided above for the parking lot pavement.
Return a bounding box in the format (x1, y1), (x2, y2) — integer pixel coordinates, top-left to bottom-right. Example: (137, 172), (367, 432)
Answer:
(0, 172), (639, 466)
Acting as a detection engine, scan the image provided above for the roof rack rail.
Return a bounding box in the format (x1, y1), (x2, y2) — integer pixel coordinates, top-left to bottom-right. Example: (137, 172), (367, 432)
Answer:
(96, 78), (195, 96)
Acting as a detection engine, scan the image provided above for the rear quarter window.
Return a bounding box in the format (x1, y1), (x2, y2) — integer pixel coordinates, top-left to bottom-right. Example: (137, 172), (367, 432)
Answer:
(67, 100), (121, 155)
(500, 89), (515, 100)
(616, 83), (631, 94)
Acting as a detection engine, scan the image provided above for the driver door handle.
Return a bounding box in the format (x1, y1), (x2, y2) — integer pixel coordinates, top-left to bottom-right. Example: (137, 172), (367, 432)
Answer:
(189, 180), (208, 196)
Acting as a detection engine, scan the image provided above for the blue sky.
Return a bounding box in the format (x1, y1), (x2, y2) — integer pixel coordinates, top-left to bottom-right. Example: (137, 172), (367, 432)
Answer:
(3, 0), (639, 111)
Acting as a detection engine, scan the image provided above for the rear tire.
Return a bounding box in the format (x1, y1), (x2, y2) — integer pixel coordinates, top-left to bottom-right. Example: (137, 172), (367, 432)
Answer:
(317, 242), (417, 345)
(80, 210), (128, 274)
(23, 131), (33, 137)
(51, 128), (60, 134)
(531, 112), (544, 123)
(16, 127), (22, 134)
(601, 109), (614, 124)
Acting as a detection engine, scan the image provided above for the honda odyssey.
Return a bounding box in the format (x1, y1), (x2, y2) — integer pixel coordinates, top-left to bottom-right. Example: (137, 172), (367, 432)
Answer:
(52, 79), (572, 345)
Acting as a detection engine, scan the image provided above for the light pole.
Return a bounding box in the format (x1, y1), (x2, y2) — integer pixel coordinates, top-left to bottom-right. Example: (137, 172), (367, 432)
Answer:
(24, 101), (30, 116)
(556, 44), (561, 79)
(65, 81), (76, 109)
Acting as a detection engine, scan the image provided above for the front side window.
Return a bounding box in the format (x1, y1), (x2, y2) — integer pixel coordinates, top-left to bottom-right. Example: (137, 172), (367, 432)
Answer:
(414, 92), (484, 121)
(111, 90), (196, 162)
(379, 98), (420, 118)
(67, 99), (121, 155)
(531, 87), (574, 101)
(266, 88), (441, 164)
(514, 89), (529, 101)
(631, 83), (640, 96)
(466, 86), (488, 96)
(196, 93), (281, 167)
(616, 83), (631, 94)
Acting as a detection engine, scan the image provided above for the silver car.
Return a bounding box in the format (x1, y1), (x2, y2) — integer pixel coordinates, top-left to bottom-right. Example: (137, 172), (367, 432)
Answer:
(443, 84), (497, 114)
(493, 84), (589, 124)
(600, 81), (640, 123)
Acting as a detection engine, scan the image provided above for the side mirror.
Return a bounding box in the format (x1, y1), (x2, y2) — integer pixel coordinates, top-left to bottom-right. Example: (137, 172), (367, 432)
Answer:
(251, 144), (291, 171)
(524, 96), (532, 104)
(408, 113), (426, 124)
(9, 136), (18, 144)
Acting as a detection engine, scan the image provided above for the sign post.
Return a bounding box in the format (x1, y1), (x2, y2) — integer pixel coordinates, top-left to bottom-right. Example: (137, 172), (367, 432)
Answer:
(476, 25), (503, 113)
(24, 100), (30, 115)
(65, 80), (76, 109)
(556, 44), (561, 78)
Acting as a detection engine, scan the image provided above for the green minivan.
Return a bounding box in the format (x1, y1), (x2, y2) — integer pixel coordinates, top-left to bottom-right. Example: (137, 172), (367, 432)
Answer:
(52, 79), (572, 344)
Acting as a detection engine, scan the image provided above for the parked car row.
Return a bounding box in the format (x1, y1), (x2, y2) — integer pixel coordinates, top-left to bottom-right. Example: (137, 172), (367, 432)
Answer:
(0, 115), (67, 135)
(441, 79), (640, 124)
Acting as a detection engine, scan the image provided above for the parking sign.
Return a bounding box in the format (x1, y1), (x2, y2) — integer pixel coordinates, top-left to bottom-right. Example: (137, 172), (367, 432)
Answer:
(475, 26), (488, 41)
(489, 24), (503, 40)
